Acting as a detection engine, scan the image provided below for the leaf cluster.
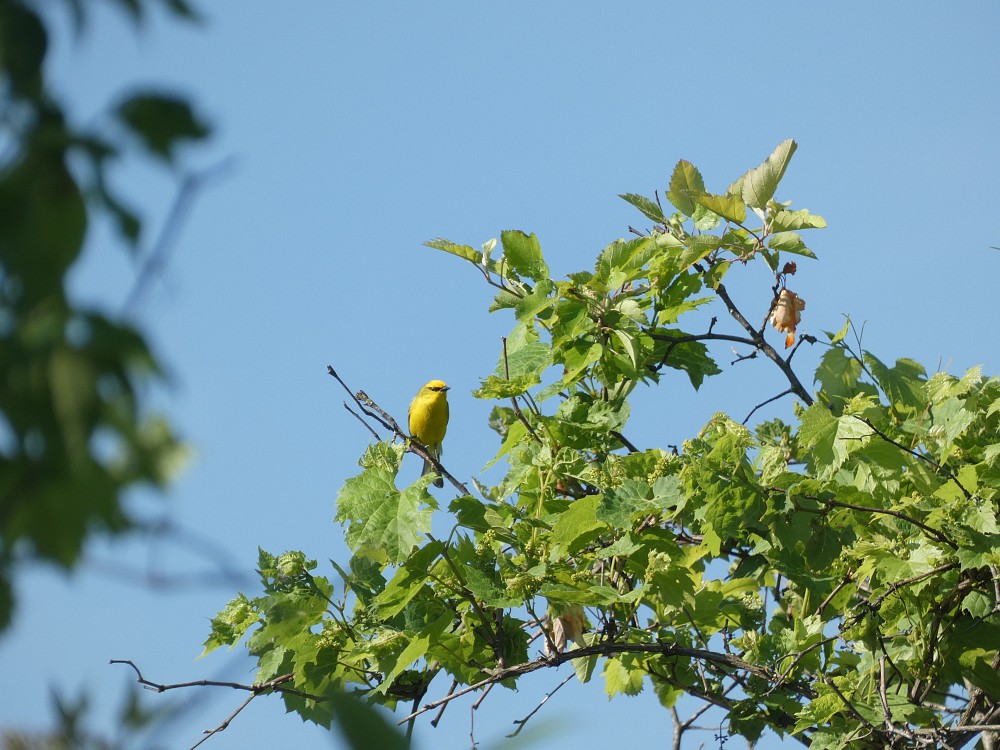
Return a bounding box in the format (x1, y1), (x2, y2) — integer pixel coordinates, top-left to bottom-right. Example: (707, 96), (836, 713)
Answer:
(0, 0), (210, 629)
(206, 143), (1000, 749)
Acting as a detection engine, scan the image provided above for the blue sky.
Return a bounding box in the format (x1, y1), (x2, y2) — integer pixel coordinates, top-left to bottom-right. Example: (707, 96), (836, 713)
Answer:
(3, 2), (999, 748)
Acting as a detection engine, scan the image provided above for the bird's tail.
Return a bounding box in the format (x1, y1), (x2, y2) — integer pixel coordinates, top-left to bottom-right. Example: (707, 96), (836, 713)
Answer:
(421, 453), (444, 488)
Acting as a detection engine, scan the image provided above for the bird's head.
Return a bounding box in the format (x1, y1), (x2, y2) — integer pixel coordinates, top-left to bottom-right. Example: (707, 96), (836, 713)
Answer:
(423, 380), (450, 394)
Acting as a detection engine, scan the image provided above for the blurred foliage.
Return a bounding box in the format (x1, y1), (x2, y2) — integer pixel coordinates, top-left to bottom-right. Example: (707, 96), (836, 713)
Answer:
(206, 142), (1000, 748)
(1, 684), (174, 750)
(0, 0), (209, 630)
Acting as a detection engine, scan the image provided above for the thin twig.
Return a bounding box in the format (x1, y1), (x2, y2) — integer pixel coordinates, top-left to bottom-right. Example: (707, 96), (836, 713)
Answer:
(855, 416), (974, 502)
(397, 640), (815, 726)
(610, 430), (639, 453)
(431, 679), (460, 728)
(825, 675), (880, 736)
(846, 563), (961, 626)
(190, 692), (256, 750)
(342, 402), (381, 441)
(110, 660), (305, 749)
(123, 157), (236, 314)
(821, 497), (958, 550)
(110, 659), (301, 696)
(742, 387), (795, 424)
(814, 574), (853, 617)
(714, 282), (814, 405)
(508, 672), (574, 737)
(327, 366), (472, 494)
(502, 337), (541, 443)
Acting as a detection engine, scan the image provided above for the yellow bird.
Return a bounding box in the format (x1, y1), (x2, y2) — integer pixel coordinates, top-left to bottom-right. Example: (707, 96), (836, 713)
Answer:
(408, 379), (450, 488)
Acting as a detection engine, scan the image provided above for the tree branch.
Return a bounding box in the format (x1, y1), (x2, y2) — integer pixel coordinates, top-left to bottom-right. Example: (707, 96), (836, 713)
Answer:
(714, 283), (814, 406)
(326, 366), (472, 495)
(855, 416), (974, 502)
(396, 639), (814, 726)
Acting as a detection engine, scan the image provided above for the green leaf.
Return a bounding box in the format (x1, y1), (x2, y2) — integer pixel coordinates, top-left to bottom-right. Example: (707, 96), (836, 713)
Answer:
(335, 468), (436, 563)
(598, 480), (652, 528)
(619, 193), (666, 224)
(559, 340), (603, 386)
(667, 159), (706, 216)
(827, 320), (850, 345)
(814, 346), (867, 413)
(771, 208), (827, 232)
(594, 236), (657, 285)
(500, 339), (552, 380)
(425, 238), (482, 264)
(692, 203), (720, 231)
(461, 564), (523, 608)
(501, 230), (549, 281)
(930, 396), (976, 462)
(677, 234), (723, 269)
(962, 591), (994, 619)
(550, 495), (605, 554)
(514, 279), (555, 322)
(797, 402), (838, 471)
(656, 295), (713, 325)
(116, 92), (210, 163)
(372, 541), (444, 618)
(767, 232), (817, 259)
(655, 337), (721, 390)
(863, 354), (927, 414)
(692, 192), (747, 224)
(611, 329), (641, 375)
(602, 657), (645, 697)
(960, 648), (1000, 700)
(202, 594), (260, 654)
(474, 374), (538, 399)
(448, 496), (511, 536)
(793, 689), (847, 734)
(373, 622), (437, 696)
(741, 139), (797, 209)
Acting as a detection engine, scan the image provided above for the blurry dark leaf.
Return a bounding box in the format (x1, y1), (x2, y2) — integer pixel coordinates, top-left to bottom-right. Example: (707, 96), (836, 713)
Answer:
(162, 0), (201, 22)
(0, 148), (87, 300)
(328, 690), (408, 750)
(108, 0), (144, 24)
(0, 1), (48, 98)
(116, 92), (211, 163)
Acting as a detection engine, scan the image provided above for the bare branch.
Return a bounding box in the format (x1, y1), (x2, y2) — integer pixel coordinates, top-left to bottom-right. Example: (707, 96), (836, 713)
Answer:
(502, 337), (542, 443)
(742, 387), (795, 424)
(714, 283), (814, 406)
(824, 496), (958, 551)
(397, 639), (815, 726)
(190, 692), (257, 750)
(123, 158), (236, 314)
(508, 672), (574, 737)
(327, 366), (472, 495)
(610, 430), (639, 453)
(109, 659), (309, 699)
(855, 416), (974, 502)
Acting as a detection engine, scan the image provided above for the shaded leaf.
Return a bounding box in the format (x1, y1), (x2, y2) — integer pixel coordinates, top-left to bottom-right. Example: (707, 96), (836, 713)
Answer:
(501, 229), (549, 281)
(692, 192), (747, 224)
(742, 139), (797, 209)
(425, 238), (482, 264)
(620, 193), (666, 224)
(667, 159), (705, 216)
(116, 92), (210, 162)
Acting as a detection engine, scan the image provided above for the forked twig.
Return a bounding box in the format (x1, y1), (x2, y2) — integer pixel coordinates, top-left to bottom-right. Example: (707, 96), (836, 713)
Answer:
(508, 672), (574, 737)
